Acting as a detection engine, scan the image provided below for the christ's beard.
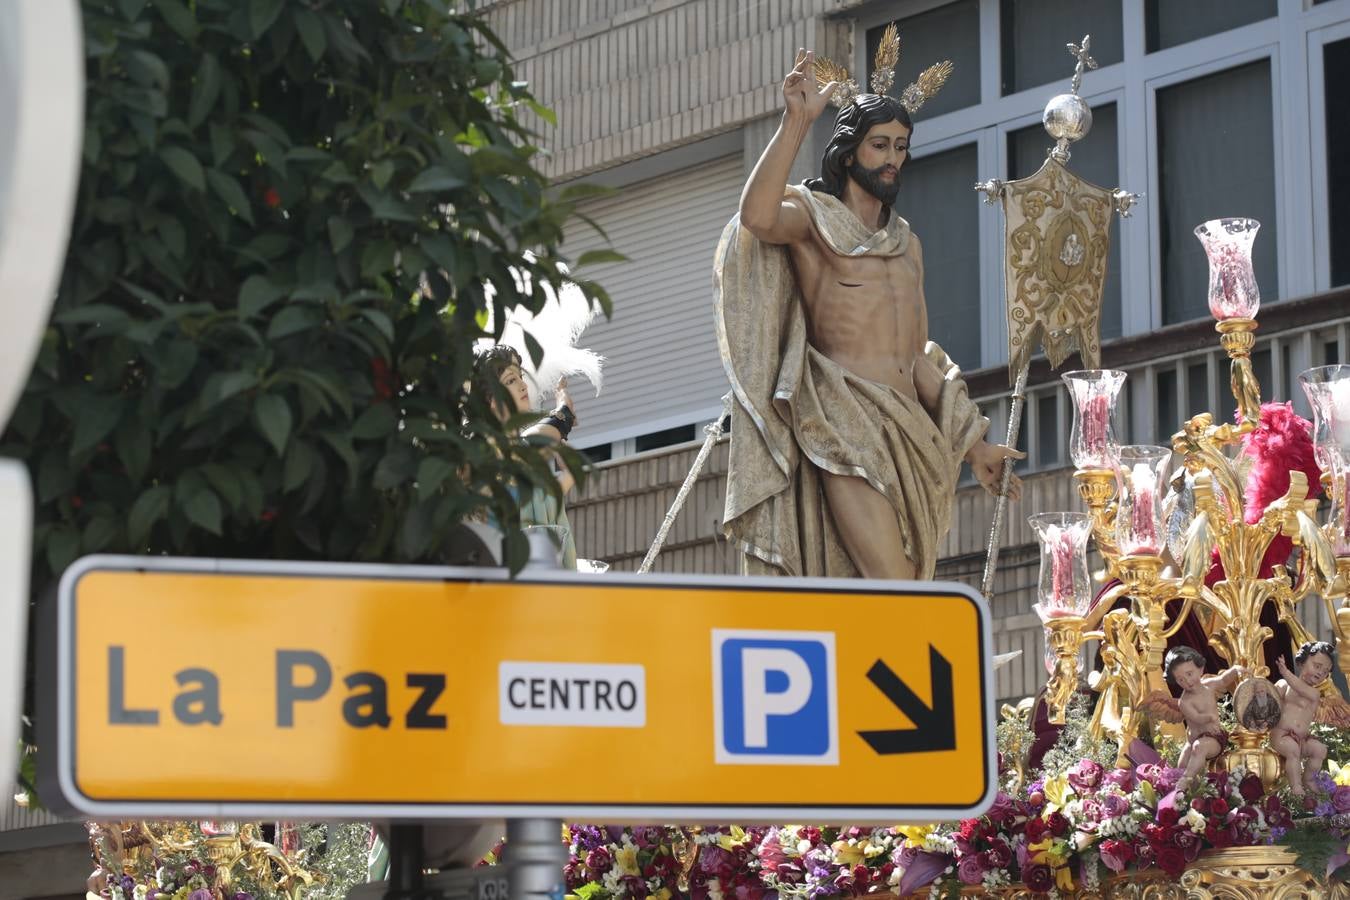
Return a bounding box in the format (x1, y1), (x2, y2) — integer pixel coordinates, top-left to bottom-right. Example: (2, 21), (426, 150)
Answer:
(847, 160), (900, 206)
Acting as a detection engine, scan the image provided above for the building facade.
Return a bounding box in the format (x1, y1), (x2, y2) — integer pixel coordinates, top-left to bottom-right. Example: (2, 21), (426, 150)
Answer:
(483, 0), (1350, 703)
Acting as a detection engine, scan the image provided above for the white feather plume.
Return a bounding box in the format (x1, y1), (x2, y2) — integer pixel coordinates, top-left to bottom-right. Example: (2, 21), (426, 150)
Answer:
(477, 260), (605, 409)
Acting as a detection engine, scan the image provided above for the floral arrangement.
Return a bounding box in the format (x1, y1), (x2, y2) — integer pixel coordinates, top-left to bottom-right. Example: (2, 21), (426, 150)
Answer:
(553, 740), (1350, 898)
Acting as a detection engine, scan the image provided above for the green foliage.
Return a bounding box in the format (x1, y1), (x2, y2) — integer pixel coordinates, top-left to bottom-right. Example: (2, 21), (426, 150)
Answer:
(2, 0), (615, 598)
(1285, 821), (1344, 884)
(1035, 692), (1119, 781)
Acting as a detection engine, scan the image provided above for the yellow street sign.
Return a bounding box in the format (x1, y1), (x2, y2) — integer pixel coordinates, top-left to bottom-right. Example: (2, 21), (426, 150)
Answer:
(42, 556), (995, 823)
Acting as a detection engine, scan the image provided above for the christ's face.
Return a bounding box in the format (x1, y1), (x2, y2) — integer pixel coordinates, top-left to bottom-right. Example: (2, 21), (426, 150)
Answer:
(1172, 660), (1202, 691)
(497, 364), (531, 417)
(1301, 653), (1332, 686)
(846, 120), (912, 204)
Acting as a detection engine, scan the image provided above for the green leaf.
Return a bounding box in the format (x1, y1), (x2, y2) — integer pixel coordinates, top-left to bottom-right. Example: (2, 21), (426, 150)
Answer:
(576, 248), (627, 268)
(328, 216), (354, 253)
(188, 54), (221, 129)
(352, 402), (396, 440)
(416, 456), (456, 501)
(244, 130), (288, 178)
(201, 464), (244, 511)
(150, 0), (200, 40)
(267, 306), (324, 340)
(250, 0), (286, 38)
(371, 159), (396, 190)
(83, 515), (120, 554)
(407, 166), (466, 193)
(114, 423), (152, 483)
(160, 147), (205, 192)
(71, 399), (124, 455)
(47, 526), (82, 576)
(183, 488), (223, 535)
(38, 452), (71, 504)
(521, 329), (544, 370)
(118, 0), (148, 21)
(253, 394), (293, 456)
(360, 240), (396, 279)
(293, 9), (328, 61)
(205, 169), (254, 225)
(128, 484), (171, 545)
(283, 440), (316, 492)
(55, 304), (131, 330)
(359, 308), (395, 342)
(129, 50), (170, 90)
(201, 371), (258, 409)
(238, 275), (286, 318)
(154, 340), (199, 389)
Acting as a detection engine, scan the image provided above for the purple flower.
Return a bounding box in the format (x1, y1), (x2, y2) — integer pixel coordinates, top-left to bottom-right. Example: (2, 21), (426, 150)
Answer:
(1068, 758), (1105, 793)
(987, 791), (1016, 826)
(569, 825), (606, 853)
(585, 846), (612, 875)
(1103, 768), (1137, 792)
(1022, 863), (1054, 892)
(1099, 792), (1130, 819)
(1332, 785), (1350, 814)
(187, 891), (212, 900)
(956, 852), (989, 885)
(231, 894), (254, 900)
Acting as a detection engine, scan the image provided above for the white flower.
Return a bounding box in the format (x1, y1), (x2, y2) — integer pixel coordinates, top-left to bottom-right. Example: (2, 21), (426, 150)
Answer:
(1184, 808), (1207, 833)
(155, 867), (172, 889)
(133, 887), (148, 900)
(602, 868), (624, 894)
(1072, 830), (1095, 851)
(707, 878), (724, 900)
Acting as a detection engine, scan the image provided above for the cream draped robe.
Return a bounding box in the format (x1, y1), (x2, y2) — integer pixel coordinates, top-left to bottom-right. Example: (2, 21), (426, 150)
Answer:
(714, 185), (988, 579)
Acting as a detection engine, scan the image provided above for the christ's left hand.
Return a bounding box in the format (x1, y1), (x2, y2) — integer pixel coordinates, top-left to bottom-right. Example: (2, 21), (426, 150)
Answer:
(967, 441), (1025, 499)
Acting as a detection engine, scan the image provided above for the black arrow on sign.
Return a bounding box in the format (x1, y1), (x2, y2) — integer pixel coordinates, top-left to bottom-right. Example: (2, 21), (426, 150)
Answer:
(857, 646), (955, 754)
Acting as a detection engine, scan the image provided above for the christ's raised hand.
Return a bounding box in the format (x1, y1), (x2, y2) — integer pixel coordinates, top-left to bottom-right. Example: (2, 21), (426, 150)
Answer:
(782, 49), (837, 123)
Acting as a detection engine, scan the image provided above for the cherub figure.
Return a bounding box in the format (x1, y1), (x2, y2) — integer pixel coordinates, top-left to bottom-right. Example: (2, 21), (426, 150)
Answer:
(1142, 646), (1246, 789)
(1271, 641), (1350, 796)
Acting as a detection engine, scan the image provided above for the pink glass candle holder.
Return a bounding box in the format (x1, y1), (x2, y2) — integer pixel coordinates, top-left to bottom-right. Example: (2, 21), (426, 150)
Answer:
(1115, 445), (1171, 557)
(1030, 512), (1093, 620)
(1194, 218), (1261, 321)
(1064, 369), (1126, 470)
(1299, 365), (1350, 476)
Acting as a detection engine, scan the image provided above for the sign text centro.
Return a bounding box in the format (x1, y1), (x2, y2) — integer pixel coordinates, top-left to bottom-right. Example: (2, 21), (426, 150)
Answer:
(42, 556), (995, 822)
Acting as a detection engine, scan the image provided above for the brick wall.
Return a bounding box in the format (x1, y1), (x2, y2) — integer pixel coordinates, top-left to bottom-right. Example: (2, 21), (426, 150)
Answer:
(485, 0), (857, 180)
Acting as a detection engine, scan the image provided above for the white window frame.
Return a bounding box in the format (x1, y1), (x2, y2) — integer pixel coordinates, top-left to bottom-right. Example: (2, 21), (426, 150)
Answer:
(847, 0), (1350, 368)
(1306, 13), (1350, 290)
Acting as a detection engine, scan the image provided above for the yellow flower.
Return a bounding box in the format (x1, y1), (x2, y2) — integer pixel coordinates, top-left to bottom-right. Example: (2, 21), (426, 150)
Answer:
(615, 845), (640, 877)
(646, 890), (673, 900)
(896, 824), (936, 848)
(1330, 760), (1350, 787)
(1055, 865), (1076, 892)
(1139, 779), (1157, 807)
(1028, 838), (1069, 868)
(1043, 775), (1075, 812)
(715, 825), (749, 850)
(832, 840), (865, 867)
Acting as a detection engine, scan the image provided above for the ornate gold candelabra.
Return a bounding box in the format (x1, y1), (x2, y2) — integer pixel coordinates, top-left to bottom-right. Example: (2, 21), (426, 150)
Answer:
(1032, 217), (1350, 787)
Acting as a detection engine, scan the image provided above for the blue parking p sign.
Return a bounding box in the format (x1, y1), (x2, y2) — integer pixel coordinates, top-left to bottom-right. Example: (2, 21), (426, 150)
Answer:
(712, 629), (838, 765)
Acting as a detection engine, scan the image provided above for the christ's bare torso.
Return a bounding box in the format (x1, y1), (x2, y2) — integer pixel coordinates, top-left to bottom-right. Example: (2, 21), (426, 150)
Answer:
(786, 204), (923, 401)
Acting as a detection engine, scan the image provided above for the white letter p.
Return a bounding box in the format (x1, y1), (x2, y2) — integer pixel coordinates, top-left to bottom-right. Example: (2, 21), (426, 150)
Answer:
(741, 648), (812, 748)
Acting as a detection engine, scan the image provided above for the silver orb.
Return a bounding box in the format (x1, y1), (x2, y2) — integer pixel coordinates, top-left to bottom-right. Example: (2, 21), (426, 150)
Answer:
(1042, 93), (1093, 143)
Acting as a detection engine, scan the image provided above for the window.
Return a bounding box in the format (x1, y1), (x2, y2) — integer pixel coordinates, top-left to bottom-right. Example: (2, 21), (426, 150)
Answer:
(634, 424), (694, 453)
(1145, 0), (1276, 53)
(866, 0), (980, 119)
(1008, 103), (1122, 339)
(1036, 392), (1061, 467)
(1157, 60), (1278, 325)
(580, 443), (613, 463)
(1327, 37), (1350, 287)
(895, 144), (982, 368)
(1001, 0), (1122, 96)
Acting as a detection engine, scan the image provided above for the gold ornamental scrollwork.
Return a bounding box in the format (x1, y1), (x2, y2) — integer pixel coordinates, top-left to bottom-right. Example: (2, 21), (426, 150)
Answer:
(1177, 847), (1350, 899)
(1002, 157), (1117, 377)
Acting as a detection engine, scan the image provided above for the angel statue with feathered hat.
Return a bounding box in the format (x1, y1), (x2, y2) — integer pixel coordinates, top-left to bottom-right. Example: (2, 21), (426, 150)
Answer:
(716, 27), (1023, 581)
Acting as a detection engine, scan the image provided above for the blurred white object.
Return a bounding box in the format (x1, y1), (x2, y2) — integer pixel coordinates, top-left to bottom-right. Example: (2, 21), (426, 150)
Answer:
(576, 558), (611, 574)
(0, 0), (84, 793)
(993, 650), (1023, 671)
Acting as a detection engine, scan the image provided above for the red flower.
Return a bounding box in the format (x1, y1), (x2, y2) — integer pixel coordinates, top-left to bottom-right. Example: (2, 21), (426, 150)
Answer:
(1024, 817), (1050, 844)
(1209, 797), (1229, 817)
(263, 186), (282, 208)
(1046, 811), (1070, 837)
(1021, 863), (1053, 892)
(370, 357), (395, 401)
(1157, 807), (1180, 828)
(70, 495), (84, 509)
(260, 509), (278, 522)
(1238, 773), (1264, 803)
(1155, 845), (1186, 877)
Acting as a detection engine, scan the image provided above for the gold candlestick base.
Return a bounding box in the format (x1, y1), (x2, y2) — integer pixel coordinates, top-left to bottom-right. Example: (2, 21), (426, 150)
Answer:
(1216, 317), (1257, 358)
(1218, 728), (1283, 792)
(1043, 614), (1086, 725)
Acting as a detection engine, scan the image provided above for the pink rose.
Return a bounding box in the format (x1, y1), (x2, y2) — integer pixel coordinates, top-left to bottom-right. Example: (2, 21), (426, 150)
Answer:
(1068, 759), (1105, 793)
(1098, 838), (1135, 873)
(1333, 785), (1350, 813)
(956, 852), (988, 885)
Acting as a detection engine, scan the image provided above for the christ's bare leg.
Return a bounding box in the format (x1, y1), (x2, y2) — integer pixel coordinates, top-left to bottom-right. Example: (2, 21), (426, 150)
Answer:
(821, 472), (917, 580)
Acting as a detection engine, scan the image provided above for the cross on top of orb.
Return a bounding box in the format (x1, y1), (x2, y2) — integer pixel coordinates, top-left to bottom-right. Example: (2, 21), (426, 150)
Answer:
(1067, 35), (1097, 95)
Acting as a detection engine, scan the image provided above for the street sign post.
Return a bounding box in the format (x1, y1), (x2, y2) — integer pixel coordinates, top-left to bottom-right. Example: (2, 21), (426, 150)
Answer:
(41, 555), (996, 824)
